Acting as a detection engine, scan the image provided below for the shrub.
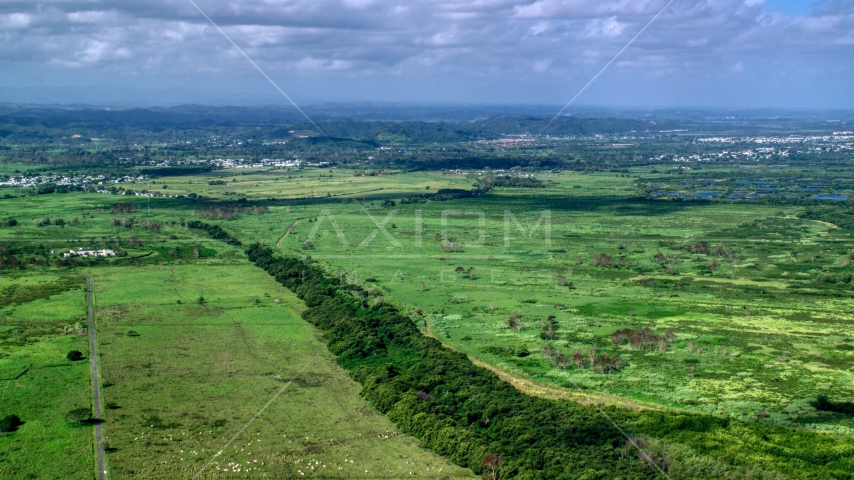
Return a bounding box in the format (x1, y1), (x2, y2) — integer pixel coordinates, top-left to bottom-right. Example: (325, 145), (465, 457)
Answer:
(65, 408), (91, 426)
(66, 350), (85, 361)
(0, 414), (23, 433)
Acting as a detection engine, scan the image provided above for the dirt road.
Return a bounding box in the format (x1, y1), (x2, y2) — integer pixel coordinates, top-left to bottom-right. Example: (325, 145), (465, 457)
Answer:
(87, 276), (106, 480)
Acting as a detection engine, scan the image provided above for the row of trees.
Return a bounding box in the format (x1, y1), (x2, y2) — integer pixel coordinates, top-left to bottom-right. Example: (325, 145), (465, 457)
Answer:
(247, 243), (664, 479)
(185, 221), (241, 245)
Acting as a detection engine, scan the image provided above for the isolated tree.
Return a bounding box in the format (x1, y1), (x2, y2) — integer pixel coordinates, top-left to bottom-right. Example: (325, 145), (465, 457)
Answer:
(542, 344), (556, 361)
(506, 312), (522, 331)
(481, 455), (505, 480)
(587, 347), (598, 366)
(66, 350), (84, 361)
(419, 280), (426, 291)
(0, 414), (23, 433)
(65, 408), (92, 426)
(197, 296), (206, 305)
(572, 350), (585, 369)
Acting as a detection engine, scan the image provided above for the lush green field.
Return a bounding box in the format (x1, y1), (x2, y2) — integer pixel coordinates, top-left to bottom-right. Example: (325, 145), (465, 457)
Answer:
(92, 261), (472, 478)
(0, 274), (94, 479)
(0, 192), (474, 478)
(6, 165), (854, 477)
(206, 170), (854, 428)
(126, 168), (473, 201)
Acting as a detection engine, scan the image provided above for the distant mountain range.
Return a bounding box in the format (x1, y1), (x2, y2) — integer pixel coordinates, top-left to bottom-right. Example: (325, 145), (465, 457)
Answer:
(0, 104), (850, 143)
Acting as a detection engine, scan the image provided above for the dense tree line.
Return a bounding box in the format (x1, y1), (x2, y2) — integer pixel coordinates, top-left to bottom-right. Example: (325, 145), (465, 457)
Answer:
(247, 243), (657, 479)
(185, 221), (241, 245)
(245, 243), (854, 479)
(800, 206), (854, 230)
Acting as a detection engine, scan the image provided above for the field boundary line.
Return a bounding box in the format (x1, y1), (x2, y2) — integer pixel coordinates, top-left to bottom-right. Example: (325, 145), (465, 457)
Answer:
(422, 315), (672, 477)
(422, 315), (667, 411)
(87, 275), (107, 480)
(276, 218), (301, 248)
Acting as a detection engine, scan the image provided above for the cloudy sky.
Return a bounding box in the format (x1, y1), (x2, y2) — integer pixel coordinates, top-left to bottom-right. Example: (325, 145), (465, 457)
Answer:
(1, 0), (851, 108)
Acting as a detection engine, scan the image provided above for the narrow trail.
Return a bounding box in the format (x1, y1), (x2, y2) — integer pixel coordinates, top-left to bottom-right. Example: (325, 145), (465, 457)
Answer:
(422, 316), (665, 411)
(276, 219), (301, 248)
(87, 276), (106, 480)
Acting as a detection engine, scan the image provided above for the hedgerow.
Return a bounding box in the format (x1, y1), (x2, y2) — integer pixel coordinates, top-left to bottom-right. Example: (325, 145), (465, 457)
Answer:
(246, 243), (854, 480)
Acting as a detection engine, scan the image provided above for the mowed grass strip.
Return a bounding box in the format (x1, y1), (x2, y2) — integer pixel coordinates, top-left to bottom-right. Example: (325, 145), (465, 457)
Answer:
(94, 264), (473, 479)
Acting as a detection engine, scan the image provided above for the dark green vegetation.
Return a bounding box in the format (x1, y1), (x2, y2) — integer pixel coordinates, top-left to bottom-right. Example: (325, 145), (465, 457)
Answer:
(0, 415), (23, 433)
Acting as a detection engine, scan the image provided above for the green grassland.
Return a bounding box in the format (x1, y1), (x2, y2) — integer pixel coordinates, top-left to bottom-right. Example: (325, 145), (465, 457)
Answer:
(93, 261), (472, 478)
(198, 169), (854, 429)
(0, 274), (94, 479)
(132, 168), (473, 201)
(0, 193), (473, 478)
(5, 165), (854, 476)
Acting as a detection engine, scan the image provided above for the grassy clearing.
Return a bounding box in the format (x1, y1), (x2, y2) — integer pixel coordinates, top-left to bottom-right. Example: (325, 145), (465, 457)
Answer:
(136, 168), (473, 201)
(93, 263), (473, 478)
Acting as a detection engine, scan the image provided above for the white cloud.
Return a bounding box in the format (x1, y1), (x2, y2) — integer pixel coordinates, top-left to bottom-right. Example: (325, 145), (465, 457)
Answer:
(297, 56), (353, 72)
(0, 13), (31, 30)
(0, 0), (850, 106)
(67, 11), (110, 24)
(533, 58), (552, 72)
(581, 16), (626, 38)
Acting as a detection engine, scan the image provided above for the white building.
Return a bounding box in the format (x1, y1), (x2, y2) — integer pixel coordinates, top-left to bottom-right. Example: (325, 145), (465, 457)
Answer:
(64, 248), (115, 258)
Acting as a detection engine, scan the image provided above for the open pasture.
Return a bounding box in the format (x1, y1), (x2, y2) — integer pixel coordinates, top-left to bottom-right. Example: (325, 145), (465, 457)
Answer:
(0, 273), (94, 479)
(134, 168), (473, 201)
(6, 163), (854, 476)
(198, 169), (854, 428)
(92, 262), (473, 478)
